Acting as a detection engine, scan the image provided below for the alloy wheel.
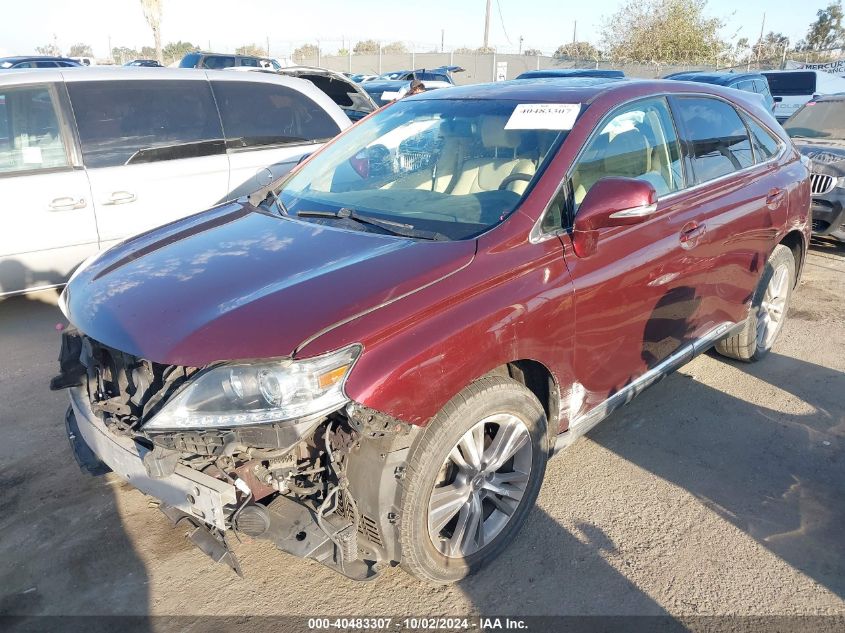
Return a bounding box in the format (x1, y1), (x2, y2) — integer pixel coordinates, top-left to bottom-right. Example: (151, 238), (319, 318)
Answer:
(756, 262), (790, 350)
(427, 413), (533, 558)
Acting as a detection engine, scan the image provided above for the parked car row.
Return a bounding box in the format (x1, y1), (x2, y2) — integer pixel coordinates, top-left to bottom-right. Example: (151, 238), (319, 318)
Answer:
(51, 75), (810, 584)
(0, 67), (350, 296)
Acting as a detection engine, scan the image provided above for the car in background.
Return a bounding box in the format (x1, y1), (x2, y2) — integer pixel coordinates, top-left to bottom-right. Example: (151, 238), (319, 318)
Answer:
(762, 70), (845, 122)
(233, 66), (378, 122)
(360, 78), (449, 106)
(0, 67), (349, 296)
(663, 71), (775, 112)
(70, 57), (96, 67)
(52, 77), (809, 585)
(516, 68), (625, 80)
(179, 51), (282, 71)
(378, 68), (456, 85)
(351, 73), (378, 83)
(124, 59), (163, 67)
(0, 56), (81, 69)
(783, 94), (845, 242)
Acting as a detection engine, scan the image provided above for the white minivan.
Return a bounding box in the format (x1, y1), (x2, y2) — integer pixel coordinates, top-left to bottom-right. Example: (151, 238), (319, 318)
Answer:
(0, 68), (350, 296)
(762, 69), (845, 122)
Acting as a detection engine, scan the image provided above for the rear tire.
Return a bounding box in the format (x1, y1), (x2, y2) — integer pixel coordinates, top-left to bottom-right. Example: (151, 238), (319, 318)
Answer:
(399, 376), (549, 584)
(715, 244), (795, 362)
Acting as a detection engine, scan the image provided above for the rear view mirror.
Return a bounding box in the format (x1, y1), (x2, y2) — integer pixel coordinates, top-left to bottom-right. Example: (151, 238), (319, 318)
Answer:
(571, 177), (657, 258)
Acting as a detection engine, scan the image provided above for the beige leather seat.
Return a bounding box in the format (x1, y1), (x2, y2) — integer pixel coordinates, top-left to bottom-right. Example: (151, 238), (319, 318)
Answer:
(572, 127), (671, 205)
(448, 117), (536, 196)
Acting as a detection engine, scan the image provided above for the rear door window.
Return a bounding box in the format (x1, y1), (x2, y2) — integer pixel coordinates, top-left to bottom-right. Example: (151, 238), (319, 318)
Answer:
(672, 97), (754, 184)
(0, 85), (69, 174)
(211, 80), (341, 149)
(239, 57), (260, 67)
(67, 79), (225, 168)
(764, 72), (816, 96)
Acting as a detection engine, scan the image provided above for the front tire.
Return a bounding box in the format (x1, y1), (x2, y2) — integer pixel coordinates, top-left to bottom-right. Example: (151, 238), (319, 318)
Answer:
(399, 376), (549, 583)
(715, 244), (795, 362)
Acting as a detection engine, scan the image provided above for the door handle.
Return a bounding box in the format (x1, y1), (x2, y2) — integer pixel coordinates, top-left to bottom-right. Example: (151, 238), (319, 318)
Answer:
(766, 188), (785, 206)
(680, 222), (706, 248)
(48, 197), (86, 211)
(103, 191), (137, 205)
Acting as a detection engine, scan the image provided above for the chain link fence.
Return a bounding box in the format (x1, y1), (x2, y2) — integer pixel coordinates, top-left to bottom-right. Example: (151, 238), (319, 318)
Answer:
(289, 51), (724, 81)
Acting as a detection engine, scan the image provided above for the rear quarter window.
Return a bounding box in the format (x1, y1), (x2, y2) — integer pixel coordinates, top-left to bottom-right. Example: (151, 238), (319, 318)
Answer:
(211, 80), (341, 149)
(764, 72), (817, 96)
(743, 115), (781, 162)
(673, 96), (754, 183)
(67, 79), (225, 168)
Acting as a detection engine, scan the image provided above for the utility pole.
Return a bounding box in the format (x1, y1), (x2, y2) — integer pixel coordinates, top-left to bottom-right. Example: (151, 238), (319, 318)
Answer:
(519, 35), (523, 54)
(755, 12), (766, 67)
(266, 35), (270, 57)
(441, 29), (445, 53)
(483, 0), (492, 49)
(107, 34), (112, 62)
(573, 21), (577, 44)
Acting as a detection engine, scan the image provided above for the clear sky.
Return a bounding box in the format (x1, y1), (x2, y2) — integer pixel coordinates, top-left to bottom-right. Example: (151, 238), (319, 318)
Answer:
(0, 0), (824, 59)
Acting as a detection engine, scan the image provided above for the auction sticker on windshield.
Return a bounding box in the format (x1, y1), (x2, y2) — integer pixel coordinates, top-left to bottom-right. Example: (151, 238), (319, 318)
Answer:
(505, 103), (581, 130)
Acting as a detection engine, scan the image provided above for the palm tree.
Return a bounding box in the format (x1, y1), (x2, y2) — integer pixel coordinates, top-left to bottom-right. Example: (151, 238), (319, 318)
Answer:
(140, 0), (163, 64)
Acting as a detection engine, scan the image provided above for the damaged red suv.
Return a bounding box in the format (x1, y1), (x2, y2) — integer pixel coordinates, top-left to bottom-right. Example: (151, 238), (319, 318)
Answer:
(52, 78), (810, 583)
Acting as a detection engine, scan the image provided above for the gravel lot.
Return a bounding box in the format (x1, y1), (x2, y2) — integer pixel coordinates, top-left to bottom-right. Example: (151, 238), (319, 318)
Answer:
(1, 242), (843, 626)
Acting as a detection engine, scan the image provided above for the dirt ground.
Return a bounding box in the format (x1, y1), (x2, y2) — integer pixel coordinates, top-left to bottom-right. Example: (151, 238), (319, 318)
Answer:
(1, 242), (843, 628)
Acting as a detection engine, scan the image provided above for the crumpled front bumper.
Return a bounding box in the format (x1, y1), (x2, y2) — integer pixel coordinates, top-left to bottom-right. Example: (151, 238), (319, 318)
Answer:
(66, 386), (237, 531)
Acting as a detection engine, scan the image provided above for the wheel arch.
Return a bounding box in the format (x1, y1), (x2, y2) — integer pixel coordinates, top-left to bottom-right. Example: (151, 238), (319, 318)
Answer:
(777, 229), (807, 286)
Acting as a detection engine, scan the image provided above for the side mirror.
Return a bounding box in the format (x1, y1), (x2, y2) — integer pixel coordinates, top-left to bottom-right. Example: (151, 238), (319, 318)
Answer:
(571, 177), (657, 258)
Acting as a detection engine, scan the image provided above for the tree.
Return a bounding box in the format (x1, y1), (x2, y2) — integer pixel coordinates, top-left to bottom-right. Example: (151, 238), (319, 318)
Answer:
(554, 41), (601, 60)
(236, 43), (266, 57)
(112, 46), (139, 64)
(68, 43), (94, 58)
(163, 40), (198, 64)
(35, 40), (61, 57)
(337, 47), (350, 57)
(293, 43), (319, 61)
(382, 41), (408, 55)
(797, 2), (845, 51)
(353, 39), (380, 55)
(140, 0), (163, 64)
(453, 46), (495, 54)
(600, 0), (727, 64)
(752, 32), (790, 66)
(523, 48), (543, 56)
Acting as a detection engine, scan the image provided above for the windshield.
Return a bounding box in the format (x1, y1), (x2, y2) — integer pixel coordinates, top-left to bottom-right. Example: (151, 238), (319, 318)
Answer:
(784, 100), (845, 140)
(277, 98), (567, 240)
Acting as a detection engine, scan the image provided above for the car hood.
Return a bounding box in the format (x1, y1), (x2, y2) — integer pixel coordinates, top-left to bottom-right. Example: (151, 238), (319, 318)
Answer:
(794, 139), (845, 175)
(63, 202), (475, 366)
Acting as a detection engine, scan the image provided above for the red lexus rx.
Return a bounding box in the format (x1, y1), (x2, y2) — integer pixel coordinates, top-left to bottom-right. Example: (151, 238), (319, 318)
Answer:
(53, 77), (810, 583)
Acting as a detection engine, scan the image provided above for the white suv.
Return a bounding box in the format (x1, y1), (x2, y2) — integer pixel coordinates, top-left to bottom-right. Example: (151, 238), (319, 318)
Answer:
(0, 67), (350, 296)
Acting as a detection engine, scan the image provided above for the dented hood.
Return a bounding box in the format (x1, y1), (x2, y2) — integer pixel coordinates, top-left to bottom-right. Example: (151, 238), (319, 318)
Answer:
(63, 202), (474, 365)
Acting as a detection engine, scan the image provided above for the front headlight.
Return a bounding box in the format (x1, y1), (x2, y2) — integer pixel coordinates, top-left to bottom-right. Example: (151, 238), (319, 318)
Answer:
(144, 344), (361, 431)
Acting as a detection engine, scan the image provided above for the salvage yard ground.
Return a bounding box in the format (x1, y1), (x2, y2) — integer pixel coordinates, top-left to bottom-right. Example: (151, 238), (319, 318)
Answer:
(0, 242), (843, 623)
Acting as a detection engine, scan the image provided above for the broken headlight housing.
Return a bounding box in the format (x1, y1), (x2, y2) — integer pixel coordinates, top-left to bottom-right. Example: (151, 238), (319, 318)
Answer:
(144, 344), (361, 431)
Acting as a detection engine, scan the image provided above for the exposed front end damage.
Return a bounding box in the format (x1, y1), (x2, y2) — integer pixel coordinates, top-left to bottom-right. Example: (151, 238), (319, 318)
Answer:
(51, 328), (417, 580)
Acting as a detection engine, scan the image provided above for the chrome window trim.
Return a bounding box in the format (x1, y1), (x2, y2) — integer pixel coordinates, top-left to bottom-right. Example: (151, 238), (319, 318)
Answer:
(529, 92), (789, 244)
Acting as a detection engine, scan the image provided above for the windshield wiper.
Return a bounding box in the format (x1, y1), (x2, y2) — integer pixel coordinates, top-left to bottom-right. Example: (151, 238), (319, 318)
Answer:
(296, 208), (448, 241)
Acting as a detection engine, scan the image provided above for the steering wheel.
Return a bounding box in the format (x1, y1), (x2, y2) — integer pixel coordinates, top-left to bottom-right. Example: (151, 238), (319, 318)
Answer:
(498, 173), (533, 191)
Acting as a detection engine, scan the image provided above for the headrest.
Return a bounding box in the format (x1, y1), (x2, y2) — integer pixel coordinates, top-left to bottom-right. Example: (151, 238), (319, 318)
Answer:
(481, 116), (521, 149)
(604, 128), (649, 177)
